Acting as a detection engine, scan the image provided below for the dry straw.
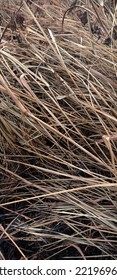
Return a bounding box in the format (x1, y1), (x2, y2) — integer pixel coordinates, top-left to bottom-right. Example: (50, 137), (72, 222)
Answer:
(0, 0), (117, 259)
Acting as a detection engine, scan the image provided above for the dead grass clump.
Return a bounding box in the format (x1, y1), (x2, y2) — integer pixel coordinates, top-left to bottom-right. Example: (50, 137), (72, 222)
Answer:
(0, 0), (117, 259)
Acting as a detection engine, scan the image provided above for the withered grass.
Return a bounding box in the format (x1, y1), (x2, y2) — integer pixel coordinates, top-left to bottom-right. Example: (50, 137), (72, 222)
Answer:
(0, 0), (117, 259)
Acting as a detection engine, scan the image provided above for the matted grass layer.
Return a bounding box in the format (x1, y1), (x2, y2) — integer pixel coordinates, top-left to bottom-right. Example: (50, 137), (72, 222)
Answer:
(0, 0), (117, 259)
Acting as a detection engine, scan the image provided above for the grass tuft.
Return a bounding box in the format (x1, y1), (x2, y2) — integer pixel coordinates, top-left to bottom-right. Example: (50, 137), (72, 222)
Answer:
(0, 0), (117, 259)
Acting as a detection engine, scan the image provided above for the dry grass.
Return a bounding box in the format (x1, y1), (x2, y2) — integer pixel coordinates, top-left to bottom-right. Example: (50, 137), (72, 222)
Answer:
(0, 0), (117, 259)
